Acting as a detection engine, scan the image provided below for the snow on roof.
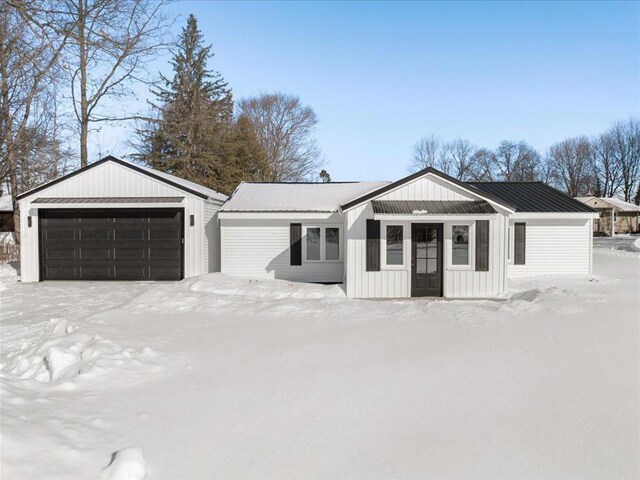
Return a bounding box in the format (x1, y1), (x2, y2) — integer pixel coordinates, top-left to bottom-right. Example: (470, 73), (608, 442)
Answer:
(0, 195), (12, 212)
(132, 162), (227, 202)
(575, 196), (640, 212)
(220, 181), (390, 212)
(598, 197), (640, 212)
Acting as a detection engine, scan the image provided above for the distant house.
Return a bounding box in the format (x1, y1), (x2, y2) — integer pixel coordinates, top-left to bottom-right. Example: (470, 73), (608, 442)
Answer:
(0, 194), (14, 232)
(575, 196), (640, 235)
(17, 157), (599, 298)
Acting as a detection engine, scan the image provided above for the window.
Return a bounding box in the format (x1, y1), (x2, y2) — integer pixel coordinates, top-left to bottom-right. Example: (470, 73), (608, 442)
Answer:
(386, 225), (403, 265)
(306, 227), (321, 260)
(452, 225), (469, 265)
(325, 227), (340, 260)
(305, 226), (341, 261)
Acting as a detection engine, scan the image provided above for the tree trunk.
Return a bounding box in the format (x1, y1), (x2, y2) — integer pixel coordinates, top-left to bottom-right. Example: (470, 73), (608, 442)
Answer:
(78, 0), (88, 167)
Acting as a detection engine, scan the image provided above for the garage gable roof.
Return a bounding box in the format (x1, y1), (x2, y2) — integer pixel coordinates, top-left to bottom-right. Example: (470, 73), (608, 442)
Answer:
(16, 156), (226, 202)
(340, 167), (516, 211)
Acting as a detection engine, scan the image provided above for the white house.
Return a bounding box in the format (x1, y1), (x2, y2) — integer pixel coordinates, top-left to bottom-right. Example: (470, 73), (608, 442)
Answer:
(17, 156), (226, 282)
(18, 158), (597, 299)
(221, 168), (597, 298)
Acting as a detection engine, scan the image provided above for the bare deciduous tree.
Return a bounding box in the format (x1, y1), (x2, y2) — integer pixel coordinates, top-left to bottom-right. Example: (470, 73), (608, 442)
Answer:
(469, 148), (496, 181)
(441, 138), (477, 180)
(608, 118), (640, 202)
(547, 136), (592, 197)
(493, 140), (541, 181)
(32, 0), (173, 167)
(409, 134), (442, 172)
(590, 131), (623, 197)
(0, 1), (69, 240)
(238, 93), (323, 182)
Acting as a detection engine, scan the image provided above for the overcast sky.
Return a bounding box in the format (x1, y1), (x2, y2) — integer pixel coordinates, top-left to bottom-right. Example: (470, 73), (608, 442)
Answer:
(92, 0), (640, 181)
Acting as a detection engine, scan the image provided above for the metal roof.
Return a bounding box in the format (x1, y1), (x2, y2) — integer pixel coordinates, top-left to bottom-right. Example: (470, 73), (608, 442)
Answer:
(372, 200), (497, 215)
(33, 197), (184, 203)
(468, 182), (596, 213)
(341, 167), (516, 211)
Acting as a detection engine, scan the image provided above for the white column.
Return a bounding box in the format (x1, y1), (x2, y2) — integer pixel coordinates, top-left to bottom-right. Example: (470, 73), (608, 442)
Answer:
(610, 209), (615, 236)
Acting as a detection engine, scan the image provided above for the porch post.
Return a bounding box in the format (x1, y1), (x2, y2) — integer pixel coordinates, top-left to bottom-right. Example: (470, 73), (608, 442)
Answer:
(610, 209), (615, 236)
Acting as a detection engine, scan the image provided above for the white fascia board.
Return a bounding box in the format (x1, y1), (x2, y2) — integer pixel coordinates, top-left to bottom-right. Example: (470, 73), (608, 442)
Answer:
(374, 213), (499, 221)
(509, 212), (599, 219)
(218, 211), (340, 220)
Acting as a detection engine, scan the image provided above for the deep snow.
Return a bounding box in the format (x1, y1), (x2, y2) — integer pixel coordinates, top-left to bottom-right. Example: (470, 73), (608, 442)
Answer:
(1, 241), (638, 479)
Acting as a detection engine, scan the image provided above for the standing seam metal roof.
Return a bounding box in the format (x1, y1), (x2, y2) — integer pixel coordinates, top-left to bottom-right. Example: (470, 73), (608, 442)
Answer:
(468, 182), (596, 213)
(372, 200), (497, 215)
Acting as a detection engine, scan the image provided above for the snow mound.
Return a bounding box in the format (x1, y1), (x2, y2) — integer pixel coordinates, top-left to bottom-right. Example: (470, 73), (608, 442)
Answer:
(0, 319), (142, 383)
(188, 273), (345, 300)
(102, 447), (146, 480)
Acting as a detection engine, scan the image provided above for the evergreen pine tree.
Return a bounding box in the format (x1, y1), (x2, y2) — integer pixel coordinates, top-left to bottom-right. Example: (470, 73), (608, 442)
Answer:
(136, 14), (234, 192)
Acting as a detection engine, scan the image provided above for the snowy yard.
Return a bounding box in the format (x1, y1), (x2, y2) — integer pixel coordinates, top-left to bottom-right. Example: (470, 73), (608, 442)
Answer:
(1, 244), (639, 479)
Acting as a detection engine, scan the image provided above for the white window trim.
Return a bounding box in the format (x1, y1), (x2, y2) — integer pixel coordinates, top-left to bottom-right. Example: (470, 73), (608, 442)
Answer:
(447, 220), (475, 271)
(381, 222), (408, 270)
(303, 225), (342, 263)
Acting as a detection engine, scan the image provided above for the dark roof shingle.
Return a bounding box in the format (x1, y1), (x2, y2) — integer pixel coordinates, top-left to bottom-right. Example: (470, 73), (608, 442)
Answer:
(468, 182), (596, 213)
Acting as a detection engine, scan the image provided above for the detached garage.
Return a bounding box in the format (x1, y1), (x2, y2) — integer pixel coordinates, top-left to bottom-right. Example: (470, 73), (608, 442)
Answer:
(17, 156), (227, 282)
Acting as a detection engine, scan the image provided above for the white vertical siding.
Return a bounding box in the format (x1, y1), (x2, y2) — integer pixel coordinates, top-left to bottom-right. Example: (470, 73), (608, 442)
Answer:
(507, 218), (592, 277)
(344, 172), (509, 299)
(203, 200), (223, 273)
(221, 216), (344, 283)
(18, 161), (211, 281)
(345, 205), (508, 298)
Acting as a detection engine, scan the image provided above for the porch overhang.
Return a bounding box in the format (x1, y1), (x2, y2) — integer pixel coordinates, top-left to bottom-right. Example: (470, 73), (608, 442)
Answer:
(371, 200), (497, 215)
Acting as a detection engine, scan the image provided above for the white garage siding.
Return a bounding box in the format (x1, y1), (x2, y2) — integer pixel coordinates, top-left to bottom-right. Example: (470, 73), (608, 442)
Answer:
(18, 159), (226, 282)
(507, 217), (593, 277)
(221, 217), (344, 283)
(203, 200), (224, 273)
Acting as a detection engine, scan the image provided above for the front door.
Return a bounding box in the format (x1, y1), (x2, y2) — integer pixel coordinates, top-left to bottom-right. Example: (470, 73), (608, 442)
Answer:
(411, 223), (443, 297)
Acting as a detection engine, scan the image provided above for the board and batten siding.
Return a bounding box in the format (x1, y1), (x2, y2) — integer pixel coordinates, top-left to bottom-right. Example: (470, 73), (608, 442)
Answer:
(344, 173), (509, 298)
(507, 218), (592, 277)
(203, 200), (224, 273)
(220, 216), (344, 283)
(18, 160), (212, 282)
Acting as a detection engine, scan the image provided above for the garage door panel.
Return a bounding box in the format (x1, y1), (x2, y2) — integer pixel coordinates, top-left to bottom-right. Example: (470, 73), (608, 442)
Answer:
(114, 247), (147, 260)
(40, 209), (183, 281)
(45, 265), (78, 280)
(80, 247), (112, 260)
(45, 247), (77, 260)
(150, 266), (182, 280)
(114, 229), (147, 241)
(45, 229), (77, 241)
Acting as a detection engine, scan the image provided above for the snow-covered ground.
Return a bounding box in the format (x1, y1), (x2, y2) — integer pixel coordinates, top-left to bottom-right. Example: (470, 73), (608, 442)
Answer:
(1, 245), (638, 479)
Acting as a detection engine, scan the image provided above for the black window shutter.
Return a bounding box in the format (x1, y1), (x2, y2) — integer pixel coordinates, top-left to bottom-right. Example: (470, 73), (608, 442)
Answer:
(514, 222), (526, 265)
(475, 220), (489, 271)
(290, 223), (302, 265)
(366, 219), (380, 272)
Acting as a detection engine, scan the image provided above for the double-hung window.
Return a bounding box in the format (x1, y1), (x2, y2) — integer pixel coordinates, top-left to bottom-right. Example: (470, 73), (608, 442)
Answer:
(305, 226), (341, 261)
(451, 225), (470, 266)
(386, 225), (404, 266)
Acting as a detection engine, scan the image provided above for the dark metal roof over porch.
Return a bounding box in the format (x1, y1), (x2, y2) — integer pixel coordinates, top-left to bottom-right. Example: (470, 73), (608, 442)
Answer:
(371, 200), (497, 215)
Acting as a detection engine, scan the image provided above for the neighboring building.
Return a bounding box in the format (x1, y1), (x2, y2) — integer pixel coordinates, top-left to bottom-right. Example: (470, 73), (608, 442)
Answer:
(17, 156), (227, 282)
(575, 196), (640, 235)
(220, 168), (597, 298)
(18, 158), (598, 298)
(0, 194), (14, 232)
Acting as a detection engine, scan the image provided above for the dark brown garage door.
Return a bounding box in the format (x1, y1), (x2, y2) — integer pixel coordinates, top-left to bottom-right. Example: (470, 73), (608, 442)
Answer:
(39, 209), (184, 281)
